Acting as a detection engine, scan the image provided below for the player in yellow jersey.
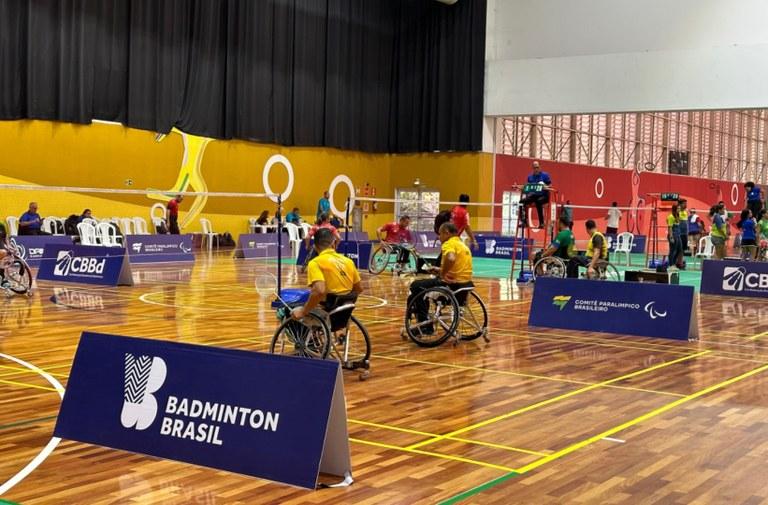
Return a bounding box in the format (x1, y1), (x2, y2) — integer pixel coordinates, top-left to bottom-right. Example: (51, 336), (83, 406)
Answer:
(567, 219), (607, 279)
(292, 228), (363, 332)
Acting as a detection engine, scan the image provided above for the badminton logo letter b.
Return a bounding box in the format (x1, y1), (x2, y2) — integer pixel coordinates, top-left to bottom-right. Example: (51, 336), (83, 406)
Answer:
(121, 354), (167, 430)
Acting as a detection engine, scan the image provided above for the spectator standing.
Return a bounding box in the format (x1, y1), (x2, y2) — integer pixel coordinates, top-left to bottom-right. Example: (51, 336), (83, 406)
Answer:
(167, 195), (183, 235)
(605, 202), (621, 235)
(317, 190), (331, 219)
(745, 182), (763, 222)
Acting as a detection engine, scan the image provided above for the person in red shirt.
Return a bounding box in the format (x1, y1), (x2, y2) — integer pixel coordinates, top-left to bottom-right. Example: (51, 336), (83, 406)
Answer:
(167, 195), (183, 234)
(377, 215), (414, 266)
(300, 213), (342, 272)
(451, 194), (478, 249)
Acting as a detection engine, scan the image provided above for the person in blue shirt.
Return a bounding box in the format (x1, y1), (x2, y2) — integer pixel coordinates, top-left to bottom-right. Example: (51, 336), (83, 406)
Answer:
(317, 191), (331, 219)
(519, 161), (552, 228)
(745, 182), (763, 223)
(18, 202), (49, 236)
(285, 207), (302, 224)
(738, 208), (758, 260)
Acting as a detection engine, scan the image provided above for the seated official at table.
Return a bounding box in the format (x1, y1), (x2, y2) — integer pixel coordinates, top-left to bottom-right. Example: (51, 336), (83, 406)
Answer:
(519, 160), (552, 228)
(19, 202), (50, 236)
(567, 219), (607, 279)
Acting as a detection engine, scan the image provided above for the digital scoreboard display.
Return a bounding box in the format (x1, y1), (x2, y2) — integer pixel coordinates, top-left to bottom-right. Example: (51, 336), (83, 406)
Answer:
(660, 192), (680, 201)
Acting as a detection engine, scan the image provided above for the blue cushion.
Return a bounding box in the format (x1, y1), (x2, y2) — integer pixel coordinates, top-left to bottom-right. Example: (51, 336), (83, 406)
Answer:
(271, 288), (311, 308)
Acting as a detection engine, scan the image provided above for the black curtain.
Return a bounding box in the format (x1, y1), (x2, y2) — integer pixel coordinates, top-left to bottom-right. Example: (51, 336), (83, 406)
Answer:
(0, 0), (486, 153)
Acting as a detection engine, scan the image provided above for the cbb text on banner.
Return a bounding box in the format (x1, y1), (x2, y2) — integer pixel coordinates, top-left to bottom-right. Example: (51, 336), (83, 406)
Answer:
(529, 277), (698, 341)
(54, 332), (352, 489)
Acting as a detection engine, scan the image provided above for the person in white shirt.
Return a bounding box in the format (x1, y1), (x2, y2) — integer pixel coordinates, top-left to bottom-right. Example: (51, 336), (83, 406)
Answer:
(606, 202), (621, 235)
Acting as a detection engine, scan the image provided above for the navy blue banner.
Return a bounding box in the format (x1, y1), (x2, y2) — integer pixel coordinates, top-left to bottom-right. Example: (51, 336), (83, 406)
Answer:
(701, 259), (768, 298)
(233, 233), (290, 259)
(475, 235), (529, 260)
(54, 332), (351, 489)
(297, 241), (372, 269)
(126, 234), (194, 263)
(606, 234), (647, 254)
(9, 235), (73, 266)
(37, 244), (133, 286)
(529, 277), (697, 341)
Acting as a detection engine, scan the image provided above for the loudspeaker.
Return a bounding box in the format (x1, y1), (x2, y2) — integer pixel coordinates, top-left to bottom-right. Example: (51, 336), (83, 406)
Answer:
(668, 151), (689, 175)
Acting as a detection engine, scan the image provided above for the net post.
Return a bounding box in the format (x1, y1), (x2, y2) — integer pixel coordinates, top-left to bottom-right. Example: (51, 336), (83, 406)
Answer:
(345, 197), (351, 242)
(277, 194), (282, 295)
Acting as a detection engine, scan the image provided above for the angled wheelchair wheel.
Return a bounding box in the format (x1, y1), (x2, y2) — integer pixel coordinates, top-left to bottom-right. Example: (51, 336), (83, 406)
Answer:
(404, 287), (459, 347)
(331, 315), (371, 378)
(4, 260), (32, 295)
(369, 245), (392, 274)
(597, 262), (621, 281)
(458, 291), (488, 341)
(270, 312), (331, 359)
(533, 256), (566, 280)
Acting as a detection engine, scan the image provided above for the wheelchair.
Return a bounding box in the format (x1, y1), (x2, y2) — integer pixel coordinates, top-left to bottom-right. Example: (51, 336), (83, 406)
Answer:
(532, 255), (620, 281)
(403, 285), (489, 347)
(0, 239), (33, 297)
(270, 289), (371, 380)
(369, 242), (423, 276)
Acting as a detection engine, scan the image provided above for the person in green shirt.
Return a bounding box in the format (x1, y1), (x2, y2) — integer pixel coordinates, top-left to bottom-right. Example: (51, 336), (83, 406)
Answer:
(709, 203), (728, 259)
(667, 204), (682, 268)
(540, 216), (575, 260)
(758, 209), (768, 241)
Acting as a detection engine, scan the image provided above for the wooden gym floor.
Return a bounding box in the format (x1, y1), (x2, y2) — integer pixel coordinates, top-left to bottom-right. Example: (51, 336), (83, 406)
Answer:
(2, 252), (768, 504)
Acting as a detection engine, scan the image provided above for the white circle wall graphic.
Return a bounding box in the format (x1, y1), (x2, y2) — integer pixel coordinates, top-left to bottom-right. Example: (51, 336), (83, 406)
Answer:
(329, 175), (355, 218)
(731, 183), (739, 205)
(262, 154), (295, 203)
(594, 178), (605, 199)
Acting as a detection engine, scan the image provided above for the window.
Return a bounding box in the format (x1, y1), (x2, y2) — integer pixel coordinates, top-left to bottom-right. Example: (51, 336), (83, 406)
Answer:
(395, 188), (440, 232)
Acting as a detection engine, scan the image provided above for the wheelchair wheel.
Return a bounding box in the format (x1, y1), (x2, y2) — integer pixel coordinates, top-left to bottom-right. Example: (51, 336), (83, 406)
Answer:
(270, 312), (331, 359)
(4, 260), (32, 295)
(369, 245), (392, 274)
(404, 287), (459, 347)
(458, 291), (488, 341)
(533, 256), (566, 280)
(331, 315), (371, 374)
(596, 262), (621, 281)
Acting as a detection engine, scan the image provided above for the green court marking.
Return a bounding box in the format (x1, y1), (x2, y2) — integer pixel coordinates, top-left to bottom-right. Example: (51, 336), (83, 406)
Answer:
(0, 415), (57, 431)
(438, 471), (519, 505)
(0, 499), (22, 505)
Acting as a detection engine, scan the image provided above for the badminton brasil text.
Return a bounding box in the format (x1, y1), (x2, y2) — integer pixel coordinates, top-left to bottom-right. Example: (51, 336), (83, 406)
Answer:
(160, 395), (280, 446)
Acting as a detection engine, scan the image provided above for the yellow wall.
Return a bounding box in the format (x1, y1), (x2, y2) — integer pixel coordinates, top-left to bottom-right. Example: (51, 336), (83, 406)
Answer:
(0, 120), (489, 235)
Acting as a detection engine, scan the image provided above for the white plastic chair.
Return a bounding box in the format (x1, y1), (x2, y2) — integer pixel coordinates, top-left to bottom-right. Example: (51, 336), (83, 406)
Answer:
(77, 222), (99, 246)
(614, 232), (634, 266)
(42, 216), (61, 235)
(695, 235), (715, 268)
(82, 217), (98, 227)
(248, 217), (258, 234)
(120, 218), (133, 236)
(97, 222), (122, 247)
(6, 217), (19, 236)
(200, 218), (218, 250)
(132, 217), (149, 235)
(284, 223), (303, 258)
(299, 222), (311, 239)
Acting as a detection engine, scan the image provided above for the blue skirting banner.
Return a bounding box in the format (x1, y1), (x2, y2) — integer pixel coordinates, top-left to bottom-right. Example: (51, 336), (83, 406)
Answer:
(37, 244), (133, 286)
(9, 235), (74, 266)
(233, 233), (290, 259)
(474, 235), (529, 260)
(297, 241), (372, 269)
(529, 277), (698, 341)
(54, 332), (352, 489)
(701, 259), (768, 298)
(126, 234), (194, 263)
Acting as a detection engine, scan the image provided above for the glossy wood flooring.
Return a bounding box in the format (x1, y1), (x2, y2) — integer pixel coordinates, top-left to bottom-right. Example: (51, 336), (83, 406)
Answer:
(2, 252), (768, 504)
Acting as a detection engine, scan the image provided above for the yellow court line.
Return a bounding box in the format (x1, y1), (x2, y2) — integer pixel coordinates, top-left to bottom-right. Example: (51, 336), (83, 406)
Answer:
(349, 419), (547, 457)
(372, 354), (685, 397)
(405, 350), (710, 451)
(0, 378), (59, 392)
(0, 364), (69, 379)
(748, 330), (768, 341)
(349, 438), (516, 473)
(515, 361), (768, 474)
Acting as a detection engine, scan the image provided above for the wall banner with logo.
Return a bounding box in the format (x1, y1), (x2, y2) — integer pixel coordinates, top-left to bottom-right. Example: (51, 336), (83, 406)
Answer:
(297, 241), (372, 270)
(37, 244), (134, 286)
(54, 332), (352, 489)
(9, 236), (74, 266)
(701, 259), (768, 298)
(474, 235), (529, 260)
(125, 234), (194, 263)
(529, 277), (698, 341)
(233, 233), (290, 259)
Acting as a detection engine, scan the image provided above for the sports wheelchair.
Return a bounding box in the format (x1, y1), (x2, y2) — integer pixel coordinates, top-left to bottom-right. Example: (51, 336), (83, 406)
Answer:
(0, 239), (33, 297)
(403, 284), (489, 347)
(532, 255), (621, 281)
(369, 242), (423, 276)
(270, 289), (371, 380)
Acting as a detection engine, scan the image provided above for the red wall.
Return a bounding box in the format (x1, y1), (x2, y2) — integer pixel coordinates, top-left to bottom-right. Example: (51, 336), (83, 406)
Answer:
(494, 154), (746, 240)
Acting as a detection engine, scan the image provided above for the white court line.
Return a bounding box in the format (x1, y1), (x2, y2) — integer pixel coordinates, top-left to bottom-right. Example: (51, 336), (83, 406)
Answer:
(602, 437), (626, 444)
(138, 291), (388, 311)
(0, 352), (65, 496)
